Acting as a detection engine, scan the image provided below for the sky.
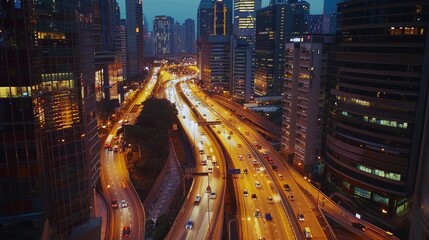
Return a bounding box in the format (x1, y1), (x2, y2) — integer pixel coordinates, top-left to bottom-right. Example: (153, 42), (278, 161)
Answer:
(118, 0), (323, 30)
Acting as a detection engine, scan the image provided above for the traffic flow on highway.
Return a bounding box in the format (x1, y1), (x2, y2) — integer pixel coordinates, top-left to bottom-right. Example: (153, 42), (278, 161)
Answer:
(100, 63), (398, 240)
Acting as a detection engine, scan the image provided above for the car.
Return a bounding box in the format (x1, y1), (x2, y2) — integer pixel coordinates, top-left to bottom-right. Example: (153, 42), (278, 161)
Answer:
(238, 155), (243, 160)
(217, 130), (221, 134)
(123, 226), (130, 238)
(121, 200), (128, 208)
(277, 173), (284, 180)
(247, 153), (252, 158)
(267, 196), (274, 204)
(288, 195), (295, 201)
(111, 199), (118, 208)
(284, 184), (290, 191)
(243, 169), (248, 174)
(251, 193), (257, 200)
(182, 115), (186, 119)
(243, 189), (249, 196)
(199, 149), (205, 154)
(271, 165), (278, 171)
(203, 114), (206, 117)
(255, 209), (261, 218)
(208, 166), (213, 171)
(206, 186), (211, 193)
(207, 155), (212, 160)
(245, 131), (250, 135)
(194, 194), (201, 205)
(210, 192), (216, 199)
(237, 143), (242, 148)
(227, 135), (231, 140)
(298, 213), (305, 221)
(201, 159), (207, 165)
(185, 219), (194, 229)
(351, 222), (367, 231)
(265, 213), (273, 221)
(212, 160), (218, 166)
(255, 181), (261, 189)
(200, 140), (204, 145)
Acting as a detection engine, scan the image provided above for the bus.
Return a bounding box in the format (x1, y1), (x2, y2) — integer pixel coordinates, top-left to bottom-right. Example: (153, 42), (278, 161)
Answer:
(304, 227), (313, 239)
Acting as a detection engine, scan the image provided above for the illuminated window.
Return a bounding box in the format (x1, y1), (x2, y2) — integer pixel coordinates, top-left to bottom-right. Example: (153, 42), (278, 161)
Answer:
(373, 193), (389, 205)
(386, 172), (401, 181)
(354, 187), (371, 199)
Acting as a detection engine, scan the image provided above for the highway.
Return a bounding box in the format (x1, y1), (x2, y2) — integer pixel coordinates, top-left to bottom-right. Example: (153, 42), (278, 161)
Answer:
(179, 83), (304, 240)
(163, 78), (226, 240)
(100, 67), (159, 240)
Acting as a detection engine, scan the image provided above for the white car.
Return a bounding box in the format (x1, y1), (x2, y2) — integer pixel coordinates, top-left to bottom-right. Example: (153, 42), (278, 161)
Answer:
(267, 196), (274, 204)
(121, 200), (128, 208)
(255, 181), (261, 189)
(210, 192), (216, 199)
(185, 219), (193, 229)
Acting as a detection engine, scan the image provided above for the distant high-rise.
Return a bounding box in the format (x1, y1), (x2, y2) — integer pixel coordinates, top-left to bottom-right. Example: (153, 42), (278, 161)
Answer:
(326, 0), (429, 235)
(285, 0), (309, 36)
(234, 0), (261, 44)
(197, 0), (214, 40)
(173, 22), (183, 54)
(323, 0), (341, 34)
(0, 0), (99, 238)
(126, 0), (144, 80)
(183, 19), (196, 54)
(153, 16), (172, 55)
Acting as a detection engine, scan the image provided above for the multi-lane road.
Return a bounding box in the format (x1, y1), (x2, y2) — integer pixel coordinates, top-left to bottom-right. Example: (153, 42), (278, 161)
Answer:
(99, 64), (398, 240)
(100, 67), (159, 240)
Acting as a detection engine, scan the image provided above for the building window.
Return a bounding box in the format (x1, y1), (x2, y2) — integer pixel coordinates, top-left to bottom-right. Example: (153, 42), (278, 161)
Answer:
(342, 180), (350, 189)
(373, 193), (389, 205)
(354, 186), (371, 199)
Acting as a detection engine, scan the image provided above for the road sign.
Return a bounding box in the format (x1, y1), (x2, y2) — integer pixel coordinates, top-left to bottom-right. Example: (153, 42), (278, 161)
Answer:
(227, 169), (241, 175)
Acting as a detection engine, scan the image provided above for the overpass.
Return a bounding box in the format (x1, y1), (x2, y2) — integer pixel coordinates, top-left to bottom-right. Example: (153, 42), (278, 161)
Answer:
(210, 95), (281, 142)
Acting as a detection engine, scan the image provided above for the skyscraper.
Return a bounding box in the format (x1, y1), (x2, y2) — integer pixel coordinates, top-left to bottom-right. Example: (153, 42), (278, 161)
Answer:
(214, 0), (229, 36)
(153, 16), (172, 55)
(326, 0), (429, 234)
(183, 19), (196, 54)
(231, 37), (254, 102)
(285, 0), (309, 36)
(126, 0), (144, 80)
(254, 4), (286, 96)
(197, 0), (214, 40)
(0, 0), (98, 238)
(234, 0), (261, 44)
(323, 0), (341, 34)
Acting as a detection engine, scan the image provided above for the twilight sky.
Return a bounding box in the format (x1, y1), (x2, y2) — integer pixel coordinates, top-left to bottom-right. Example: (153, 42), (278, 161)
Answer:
(118, 0), (323, 30)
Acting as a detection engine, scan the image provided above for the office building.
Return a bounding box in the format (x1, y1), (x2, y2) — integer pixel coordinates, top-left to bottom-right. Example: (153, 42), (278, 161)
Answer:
(234, 0), (262, 44)
(199, 36), (231, 93)
(183, 19), (196, 54)
(231, 37), (254, 102)
(126, 0), (144, 80)
(281, 35), (333, 173)
(0, 0), (99, 238)
(254, 4), (286, 96)
(326, 0), (429, 234)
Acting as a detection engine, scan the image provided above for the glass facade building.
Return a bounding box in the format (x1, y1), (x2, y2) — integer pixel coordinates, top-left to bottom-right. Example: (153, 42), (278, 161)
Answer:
(0, 0), (98, 238)
(326, 0), (429, 230)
